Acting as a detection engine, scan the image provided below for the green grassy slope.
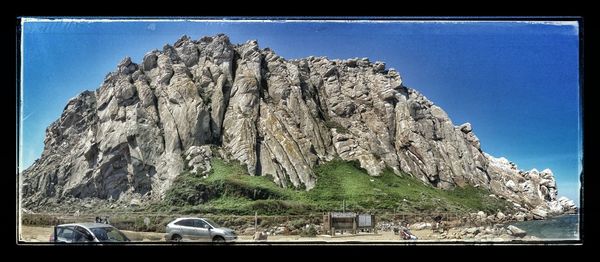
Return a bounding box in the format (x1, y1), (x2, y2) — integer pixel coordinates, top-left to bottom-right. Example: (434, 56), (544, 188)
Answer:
(154, 158), (513, 216)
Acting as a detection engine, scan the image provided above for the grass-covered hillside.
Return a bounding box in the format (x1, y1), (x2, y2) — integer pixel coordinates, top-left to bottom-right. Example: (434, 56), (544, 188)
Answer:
(150, 158), (513, 216)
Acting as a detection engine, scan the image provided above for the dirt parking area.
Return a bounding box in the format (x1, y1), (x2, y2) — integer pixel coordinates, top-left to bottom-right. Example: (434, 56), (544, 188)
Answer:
(19, 225), (451, 243)
(19, 225), (166, 242)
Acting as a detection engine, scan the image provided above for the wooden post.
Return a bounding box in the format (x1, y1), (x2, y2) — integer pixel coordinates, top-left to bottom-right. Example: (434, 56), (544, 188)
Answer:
(254, 211), (257, 233)
(328, 213), (332, 235)
(373, 215), (377, 234)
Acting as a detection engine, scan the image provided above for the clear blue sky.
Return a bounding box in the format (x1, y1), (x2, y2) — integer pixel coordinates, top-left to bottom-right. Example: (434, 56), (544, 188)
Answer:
(20, 19), (581, 205)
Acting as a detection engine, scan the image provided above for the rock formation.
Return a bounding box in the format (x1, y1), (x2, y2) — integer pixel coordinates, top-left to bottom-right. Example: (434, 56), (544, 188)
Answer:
(21, 34), (577, 216)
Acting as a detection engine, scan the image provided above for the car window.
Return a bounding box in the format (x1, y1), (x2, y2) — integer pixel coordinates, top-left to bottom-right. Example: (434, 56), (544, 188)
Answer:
(90, 228), (110, 241)
(175, 219), (193, 227)
(107, 228), (129, 241)
(203, 218), (220, 228)
(192, 219), (209, 228)
(91, 227), (129, 242)
(56, 227), (75, 242)
(73, 226), (93, 242)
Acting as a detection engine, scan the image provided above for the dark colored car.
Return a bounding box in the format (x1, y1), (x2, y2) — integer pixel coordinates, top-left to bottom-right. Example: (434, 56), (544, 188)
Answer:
(50, 223), (130, 243)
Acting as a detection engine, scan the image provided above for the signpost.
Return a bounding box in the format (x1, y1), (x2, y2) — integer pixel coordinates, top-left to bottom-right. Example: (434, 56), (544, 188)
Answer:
(323, 212), (376, 236)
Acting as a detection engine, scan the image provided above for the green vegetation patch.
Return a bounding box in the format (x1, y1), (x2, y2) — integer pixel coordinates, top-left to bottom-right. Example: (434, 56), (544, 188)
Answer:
(159, 157), (513, 216)
(324, 120), (349, 134)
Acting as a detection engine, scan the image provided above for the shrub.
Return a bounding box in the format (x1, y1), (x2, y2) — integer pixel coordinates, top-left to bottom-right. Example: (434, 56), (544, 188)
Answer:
(288, 218), (309, 230)
(324, 120), (349, 134)
(22, 214), (62, 226)
(300, 225), (317, 237)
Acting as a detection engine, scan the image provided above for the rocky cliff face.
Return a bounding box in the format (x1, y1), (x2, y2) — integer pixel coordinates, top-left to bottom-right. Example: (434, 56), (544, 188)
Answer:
(21, 34), (576, 216)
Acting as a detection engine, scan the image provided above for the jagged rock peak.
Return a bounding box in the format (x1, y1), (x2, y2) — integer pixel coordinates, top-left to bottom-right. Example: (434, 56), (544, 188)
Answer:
(21, 34), (576, 216)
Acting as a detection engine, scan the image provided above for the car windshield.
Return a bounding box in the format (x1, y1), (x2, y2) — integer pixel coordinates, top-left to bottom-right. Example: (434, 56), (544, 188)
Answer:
(203, 219), (220, 228)
(90, 227), (130, 242)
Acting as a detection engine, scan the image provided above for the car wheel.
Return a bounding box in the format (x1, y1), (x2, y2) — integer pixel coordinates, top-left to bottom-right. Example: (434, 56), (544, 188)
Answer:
(212, 236), (225, 243)
(171, 234), (182, 242)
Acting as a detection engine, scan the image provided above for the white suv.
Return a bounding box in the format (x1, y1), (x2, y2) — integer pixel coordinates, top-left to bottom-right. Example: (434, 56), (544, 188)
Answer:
(165, 217), (237, 242)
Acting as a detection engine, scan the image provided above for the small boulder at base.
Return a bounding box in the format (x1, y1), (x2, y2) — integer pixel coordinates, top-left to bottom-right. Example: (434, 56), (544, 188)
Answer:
(507, 225), (527, 238)
(253, 231), (268, 241)
(496, 211), (506, 221)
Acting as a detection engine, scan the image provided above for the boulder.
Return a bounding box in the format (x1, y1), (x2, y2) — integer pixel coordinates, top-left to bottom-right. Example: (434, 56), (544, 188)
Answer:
(185, 145), (213, 175)
(514, 213), (526, 222)
(496, 212), (506, 221)
(547, 200), (564, 215)
(253, 231), (268, 241)
(507, 225), (527, 238)
(459, 123), (472, 133)
(465, 227), (480, 235)
(274, 227), (286, 235)
(558, 197), (577, 212)
(477, 211), (487, 219)
(410, 222), (432, 230)
(505, 180), (517, 191)
(531, 206), (548, 220)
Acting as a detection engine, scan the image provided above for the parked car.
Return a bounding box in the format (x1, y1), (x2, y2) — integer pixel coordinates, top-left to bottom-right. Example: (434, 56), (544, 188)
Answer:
(165, 217), (237, 242)
(50, 223), (131, 243)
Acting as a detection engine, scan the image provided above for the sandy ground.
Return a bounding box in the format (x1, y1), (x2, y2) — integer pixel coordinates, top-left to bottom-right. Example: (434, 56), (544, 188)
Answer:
(19, 225), (520, 243)
(19, 226), (166, 242)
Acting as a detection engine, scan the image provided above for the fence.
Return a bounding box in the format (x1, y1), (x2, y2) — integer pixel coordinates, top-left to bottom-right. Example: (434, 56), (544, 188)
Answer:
(21, 212), (326, 233)
(21, 210), (490, 233)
